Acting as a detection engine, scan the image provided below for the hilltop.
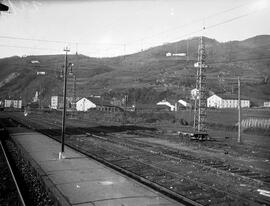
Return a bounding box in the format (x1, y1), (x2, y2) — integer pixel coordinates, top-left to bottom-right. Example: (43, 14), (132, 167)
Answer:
(0, 35), (269, 106)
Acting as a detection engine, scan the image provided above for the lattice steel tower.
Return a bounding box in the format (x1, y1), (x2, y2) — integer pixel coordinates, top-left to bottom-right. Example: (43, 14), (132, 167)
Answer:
(194, 36), (207, 133)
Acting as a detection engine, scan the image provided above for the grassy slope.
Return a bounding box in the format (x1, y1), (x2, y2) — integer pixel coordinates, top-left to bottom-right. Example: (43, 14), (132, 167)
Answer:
(0, 35), (269, 106)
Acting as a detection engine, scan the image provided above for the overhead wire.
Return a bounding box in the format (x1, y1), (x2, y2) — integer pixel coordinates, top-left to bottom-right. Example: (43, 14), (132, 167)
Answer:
(0, 44), (60, 52)
(134, 3), (248, 43)
(0, 35), (125, 46)
(0, 2), (266, 57)
(166, 10), (257, 43)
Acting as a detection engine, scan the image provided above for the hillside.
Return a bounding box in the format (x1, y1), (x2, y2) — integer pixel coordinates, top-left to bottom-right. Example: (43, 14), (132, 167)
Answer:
(0, 35), (269, 106)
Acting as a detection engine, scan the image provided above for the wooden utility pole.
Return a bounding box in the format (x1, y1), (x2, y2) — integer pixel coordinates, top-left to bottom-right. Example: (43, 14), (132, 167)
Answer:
(238, 76), (241, 143)
(59, 46), (70, 159)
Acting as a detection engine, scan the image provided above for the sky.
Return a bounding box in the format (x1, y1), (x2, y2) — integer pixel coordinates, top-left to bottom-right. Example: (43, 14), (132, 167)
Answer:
(0, 0), (269, 58)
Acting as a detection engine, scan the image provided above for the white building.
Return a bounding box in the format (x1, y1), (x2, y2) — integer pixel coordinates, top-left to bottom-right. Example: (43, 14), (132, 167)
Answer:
(50, 96), (73, 109)
(4, 99), (22, 109)
(157, 100), (175, 111)
(51, 96), (59, 109)
(76, 97), (96, 112)
(178, 99), (189, 107)
(191, 88), (199, 100)
(33, 91), (39, 102)
(172, 53), (186, 56)
(207, 94), (223, 108)
(264, 102), (270, 107)
(207, 94), (250, 108)
(178, 99), (191, 108)
(37, 71), (46, 75)
(31, 60), (40, 64)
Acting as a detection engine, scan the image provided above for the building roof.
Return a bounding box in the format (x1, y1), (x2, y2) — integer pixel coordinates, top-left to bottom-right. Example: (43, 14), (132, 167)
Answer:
(79, 97), (112, 106)
(215, 93), (249, 101)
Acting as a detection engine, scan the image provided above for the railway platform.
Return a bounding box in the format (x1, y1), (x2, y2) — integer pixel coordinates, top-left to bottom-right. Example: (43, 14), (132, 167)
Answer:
(6, 126), (183, 206)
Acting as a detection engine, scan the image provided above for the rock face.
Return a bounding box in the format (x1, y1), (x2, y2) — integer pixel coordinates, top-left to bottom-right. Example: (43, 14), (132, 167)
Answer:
(0, 72), (20, 89)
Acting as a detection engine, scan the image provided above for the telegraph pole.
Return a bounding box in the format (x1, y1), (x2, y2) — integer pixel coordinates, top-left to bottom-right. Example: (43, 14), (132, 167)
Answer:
(238, 76), (241, 143)
(59, 46), (70, 159)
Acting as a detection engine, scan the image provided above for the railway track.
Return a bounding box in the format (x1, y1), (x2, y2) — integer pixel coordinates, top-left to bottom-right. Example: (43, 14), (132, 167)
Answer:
(107, 133), (270, 185)
(0, 131), (26, 206)
(0, 117), (56, 206)
(9, 113), (270, 206)
(22, 114), (270, 185)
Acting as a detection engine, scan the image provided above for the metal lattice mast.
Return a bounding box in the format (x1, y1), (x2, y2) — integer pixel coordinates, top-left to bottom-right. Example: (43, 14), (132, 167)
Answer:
(72, 46), (78, 111)
(193, 67), (199, 130)
(72, 74), (76, 110)
(194, 36), (207, 133)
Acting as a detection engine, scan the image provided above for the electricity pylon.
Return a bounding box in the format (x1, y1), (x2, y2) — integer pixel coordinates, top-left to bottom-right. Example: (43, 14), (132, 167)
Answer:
(194, 36), (207, 134)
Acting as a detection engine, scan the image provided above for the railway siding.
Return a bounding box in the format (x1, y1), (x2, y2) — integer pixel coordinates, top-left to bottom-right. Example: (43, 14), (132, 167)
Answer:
(8, 112), (270, 206)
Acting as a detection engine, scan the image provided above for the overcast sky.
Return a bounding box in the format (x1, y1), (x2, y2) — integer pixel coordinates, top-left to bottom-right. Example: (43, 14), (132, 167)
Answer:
(0, 0), (269, 58)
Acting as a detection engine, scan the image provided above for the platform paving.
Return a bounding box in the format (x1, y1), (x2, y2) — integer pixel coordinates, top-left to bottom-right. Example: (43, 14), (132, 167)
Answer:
(7, 127), (183, 206)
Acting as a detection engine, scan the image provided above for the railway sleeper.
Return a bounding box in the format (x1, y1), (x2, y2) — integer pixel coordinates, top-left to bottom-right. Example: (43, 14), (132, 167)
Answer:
(133, 167), (157, 177)
(123, 163), (149, 172)
(253, 197), (270, 206)
(111, 159), (139, 168)
(148, 172), (174, 182)
(233, 169), (251, 174)
(243, 173), (261, 178)
(102, 154), (126, 162)
(168, 181), (194, 192)
(154, 177), (178, 188)
(211, 164), (228, 169)
(207, 196), (237, 206)
(187, 192), (213, 201)
(257, 176), (270, 181)
(228, 167), (243, 172)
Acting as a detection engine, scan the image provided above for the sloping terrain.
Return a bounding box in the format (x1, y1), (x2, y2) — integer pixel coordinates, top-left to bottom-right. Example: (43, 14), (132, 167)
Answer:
(0, 35), (269, 106)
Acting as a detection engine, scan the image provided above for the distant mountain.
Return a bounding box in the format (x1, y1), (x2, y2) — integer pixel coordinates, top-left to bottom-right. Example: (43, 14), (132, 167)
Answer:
(0, 35), (269, 106)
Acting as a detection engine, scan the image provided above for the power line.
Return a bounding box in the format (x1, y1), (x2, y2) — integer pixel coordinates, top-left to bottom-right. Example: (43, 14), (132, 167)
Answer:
(0, 5), (258, 51)
(0, 35), (125, 46)
(167, 10), (257, 43)
(207, 56), (270, 64)
(0, 44), (60, 52)
(135, 3), (248, 43)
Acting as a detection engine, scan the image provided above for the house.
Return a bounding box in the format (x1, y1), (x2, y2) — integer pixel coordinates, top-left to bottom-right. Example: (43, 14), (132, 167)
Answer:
(176, 99), (192, 110)
(191, 88), (199, 100)
(50, 95), (74, 110)
(37, 71), (46, 75)
(76, 97), (96, 111)
(110, 97), (124, 107)
(33, 91), (39, 102)
(207, 94), (223, 108)
(207, 94), (250, 108)
(31, 60), (40, 64)
(157, 100), (175, 111)
(51, 96), (59, 109)
(76, 97), (123, 112)
(178, 99), (191, 108)
(172, 53), (186, 57)
(4, 99), (22, 109)
(155, 104), (171, 112)
(264, 102), (270, 107)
